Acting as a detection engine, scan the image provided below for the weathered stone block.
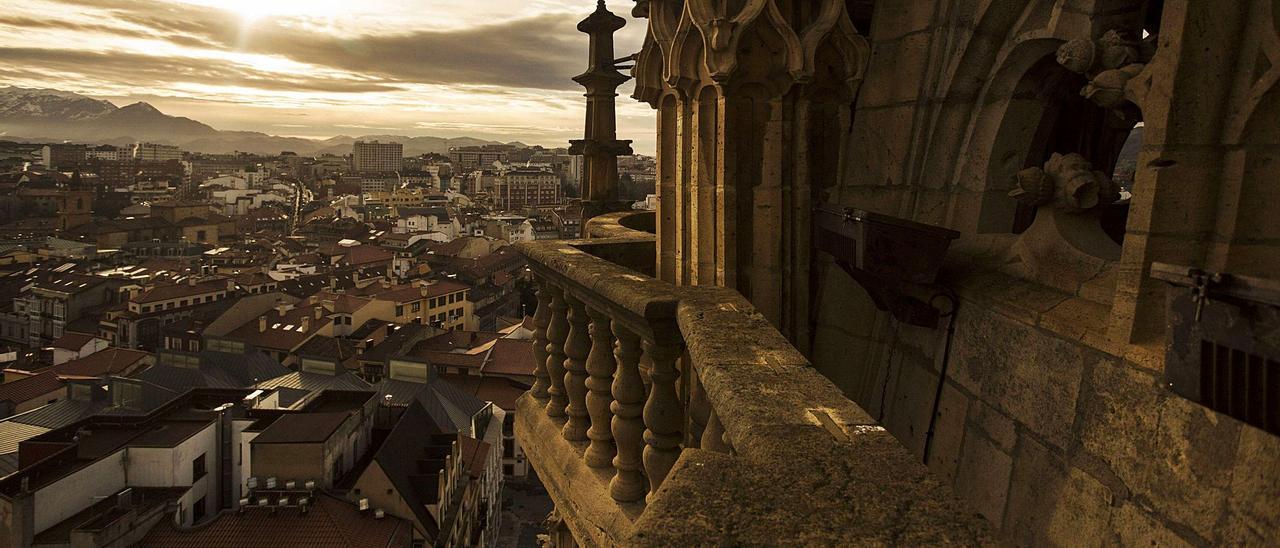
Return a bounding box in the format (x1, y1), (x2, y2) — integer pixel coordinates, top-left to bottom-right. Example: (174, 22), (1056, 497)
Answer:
(1002, 434), (1067, 546)
(869, 1), (938, 42)
(967, 399), (1016, 454)
(926, 380), (971, 484)
(859, 31), (933, 108)
(1076, 359), (1239, 542)
(948, 304), (1087, 449)
(1221, 425), (1280, 544)
(1045, 468), (1114, 545)
(883, 356), (939, 456)
(954, 431), (1013, 529)
(1110, 502), (1194, 548)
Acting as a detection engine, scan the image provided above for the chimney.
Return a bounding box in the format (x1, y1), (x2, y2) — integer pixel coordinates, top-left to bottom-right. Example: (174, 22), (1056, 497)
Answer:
(188, 277), (197, 287)
(300, 316), (311, 332)
(259, 316), (267, 333)
(314, 307), (324, 320)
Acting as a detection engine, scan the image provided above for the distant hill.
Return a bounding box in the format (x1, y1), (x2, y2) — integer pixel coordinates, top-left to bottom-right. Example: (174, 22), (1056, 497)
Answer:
(0, 86), (522, 156)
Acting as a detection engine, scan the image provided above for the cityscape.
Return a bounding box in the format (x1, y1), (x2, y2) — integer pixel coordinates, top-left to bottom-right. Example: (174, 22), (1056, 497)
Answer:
(0, 1), (1278, 547)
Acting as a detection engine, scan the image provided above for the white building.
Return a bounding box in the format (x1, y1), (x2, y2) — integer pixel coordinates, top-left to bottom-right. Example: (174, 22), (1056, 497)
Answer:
(133, 142), (182, 162)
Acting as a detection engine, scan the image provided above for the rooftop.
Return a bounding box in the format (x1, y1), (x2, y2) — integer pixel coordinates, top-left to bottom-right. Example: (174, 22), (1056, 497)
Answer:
(137, 493), (413, 548)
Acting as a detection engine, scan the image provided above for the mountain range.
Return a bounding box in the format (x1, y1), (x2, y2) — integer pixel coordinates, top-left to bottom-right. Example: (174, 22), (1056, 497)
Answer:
(0, 86), (521, 156)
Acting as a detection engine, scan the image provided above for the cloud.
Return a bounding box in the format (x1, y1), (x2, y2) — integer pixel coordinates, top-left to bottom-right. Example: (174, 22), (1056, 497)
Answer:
(35, 0), (597, 91)
(0, 47), (402, 94)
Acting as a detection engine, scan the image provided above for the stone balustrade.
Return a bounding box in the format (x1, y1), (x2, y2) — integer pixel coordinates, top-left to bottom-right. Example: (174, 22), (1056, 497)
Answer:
(514, 212), (991, 546)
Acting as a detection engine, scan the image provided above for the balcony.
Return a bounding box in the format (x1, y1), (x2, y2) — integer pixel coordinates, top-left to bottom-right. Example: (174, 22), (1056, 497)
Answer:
(514, 211), (990, 545)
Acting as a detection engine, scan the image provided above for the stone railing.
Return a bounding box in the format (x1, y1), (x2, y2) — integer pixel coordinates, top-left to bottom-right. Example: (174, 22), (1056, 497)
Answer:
(514, 212), (990, 546)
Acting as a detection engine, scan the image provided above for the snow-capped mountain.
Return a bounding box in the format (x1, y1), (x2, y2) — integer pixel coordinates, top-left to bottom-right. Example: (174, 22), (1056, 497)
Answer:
(0, 86), (518, 155)
(0, 86), (117, 121)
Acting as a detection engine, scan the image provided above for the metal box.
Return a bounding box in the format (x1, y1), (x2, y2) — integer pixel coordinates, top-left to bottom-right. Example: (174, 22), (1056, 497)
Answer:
(814, 205), (960, 285)
(1152, 263), (1279, 436)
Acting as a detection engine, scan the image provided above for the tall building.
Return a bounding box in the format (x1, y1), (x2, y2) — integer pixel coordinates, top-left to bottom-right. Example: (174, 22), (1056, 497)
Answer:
(449, 144), (515, 171)
(132, 142), (182, 162)
(492, 169), (560, 211)
(352, 140), (403, 173)
(40, 144), (86, 170)
(86, 144), (128, 161)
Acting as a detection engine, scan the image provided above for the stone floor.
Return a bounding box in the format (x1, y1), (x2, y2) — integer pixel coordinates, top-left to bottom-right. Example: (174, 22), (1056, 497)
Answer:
(496, 472), (554, 548)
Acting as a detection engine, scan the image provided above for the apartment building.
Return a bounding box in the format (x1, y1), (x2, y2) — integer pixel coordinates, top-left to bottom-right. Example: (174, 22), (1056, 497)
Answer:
(352, 141), (403, 174)
(492, 169), (560, 211)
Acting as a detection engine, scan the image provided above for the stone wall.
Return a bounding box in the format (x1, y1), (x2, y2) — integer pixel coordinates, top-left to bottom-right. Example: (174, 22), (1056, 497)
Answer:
(807, 0), (1280, 545)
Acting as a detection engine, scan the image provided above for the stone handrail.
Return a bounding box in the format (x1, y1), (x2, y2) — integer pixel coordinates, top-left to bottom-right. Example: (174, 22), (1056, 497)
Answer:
(514, 211), (990, 545)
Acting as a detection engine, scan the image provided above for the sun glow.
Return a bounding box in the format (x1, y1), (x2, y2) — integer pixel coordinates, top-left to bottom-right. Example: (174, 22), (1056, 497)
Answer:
(180, 0), (347, 23)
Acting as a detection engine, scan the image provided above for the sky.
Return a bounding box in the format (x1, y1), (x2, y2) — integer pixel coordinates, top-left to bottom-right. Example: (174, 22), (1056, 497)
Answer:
(0, 0), (656, 153)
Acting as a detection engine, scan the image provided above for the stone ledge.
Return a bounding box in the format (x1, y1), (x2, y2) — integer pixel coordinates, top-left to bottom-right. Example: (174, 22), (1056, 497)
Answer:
(515, 393), (643, 547)
(632, 443), (992, 546)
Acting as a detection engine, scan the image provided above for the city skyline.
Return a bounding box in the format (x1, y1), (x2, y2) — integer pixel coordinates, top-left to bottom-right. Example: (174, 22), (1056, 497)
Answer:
(0, 0), (656, 152)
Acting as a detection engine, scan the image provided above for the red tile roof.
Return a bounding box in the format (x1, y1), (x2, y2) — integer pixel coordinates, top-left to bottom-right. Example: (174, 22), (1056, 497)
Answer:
(137, 493), (413, 548)
(481, 338), (536, 378)
(223, 305), (331, 352)
(251, 412), (350, 444)
(369, 280), (469, 304)
(49, 332), (100, 352)
(340, 245), (394, 267)
(50, 348), (150, 377)
(135, 278), (230, 304)
(457, 435), (491, 479)
(0, 371), (64, 405)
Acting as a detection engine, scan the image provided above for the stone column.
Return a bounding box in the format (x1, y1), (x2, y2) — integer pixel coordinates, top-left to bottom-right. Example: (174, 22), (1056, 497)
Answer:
(641, 339), (683, 501)
(544, 285), (570, 418)
(609, 324), (647, 502)
(584, 306), (617, 468)
(530, 280), (552, 399)
(561, 294), (591, 441)
(570, 1), (634, 224)
(630, 0), (868, 345)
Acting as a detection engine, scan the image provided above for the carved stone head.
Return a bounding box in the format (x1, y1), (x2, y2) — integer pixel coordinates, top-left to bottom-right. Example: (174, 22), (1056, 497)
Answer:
(1011, 153), (1122, 213)
(1057, 39), (1097, 74)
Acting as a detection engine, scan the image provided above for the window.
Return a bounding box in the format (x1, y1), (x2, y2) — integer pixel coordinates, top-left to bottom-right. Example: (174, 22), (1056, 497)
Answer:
(180, 299), (188, 307)
(503, 464), (514, 476)
(192, 453), (207, 480)
(411, 301), (421, 312)
(141, 305), (151, 313)
(192, 496), (206, 522)
(395, 305), (404, 316)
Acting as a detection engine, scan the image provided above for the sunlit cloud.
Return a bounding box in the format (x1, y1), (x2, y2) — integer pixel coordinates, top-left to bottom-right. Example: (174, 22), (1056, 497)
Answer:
(0, 0), (655, 152)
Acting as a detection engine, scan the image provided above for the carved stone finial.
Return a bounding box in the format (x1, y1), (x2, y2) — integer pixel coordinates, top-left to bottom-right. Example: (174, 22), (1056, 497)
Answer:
(1009, 167), (1056, 208)
(632, 0), (650, 18)
(1010, 153), (1121, 213)
(1057, 38), (1098, 74)
(1056, 30), (1152, 112)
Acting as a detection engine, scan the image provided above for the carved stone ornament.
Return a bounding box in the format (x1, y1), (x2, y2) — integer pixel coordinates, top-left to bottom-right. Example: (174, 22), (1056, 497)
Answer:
(1010, 153), (1121, 213)
(1055, 30), (1152, 112)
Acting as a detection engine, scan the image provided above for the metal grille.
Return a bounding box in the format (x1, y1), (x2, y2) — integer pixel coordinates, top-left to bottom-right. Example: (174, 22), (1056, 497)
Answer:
(1199, 340), (1279, 435)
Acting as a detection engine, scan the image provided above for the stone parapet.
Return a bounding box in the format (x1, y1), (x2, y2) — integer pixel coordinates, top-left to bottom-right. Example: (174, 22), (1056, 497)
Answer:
(513, 216), (991, 546)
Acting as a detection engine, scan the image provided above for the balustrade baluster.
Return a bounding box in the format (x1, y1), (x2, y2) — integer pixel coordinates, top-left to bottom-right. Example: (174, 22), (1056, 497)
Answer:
(642, 339), (684, 500)
(609, 325), (646, 502)
(530, 280), (552, 399)
(583, 306), (616, 468)
(543, 285), (569, 418)
(561, 294), (591, 441)
(685, 364), (708, 448)
(701, 407), (730, 453)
